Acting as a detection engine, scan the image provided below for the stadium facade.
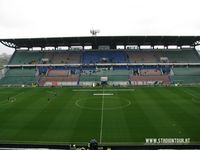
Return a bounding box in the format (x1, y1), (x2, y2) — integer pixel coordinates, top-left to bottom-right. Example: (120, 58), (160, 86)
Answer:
(1, 36), (200, 87)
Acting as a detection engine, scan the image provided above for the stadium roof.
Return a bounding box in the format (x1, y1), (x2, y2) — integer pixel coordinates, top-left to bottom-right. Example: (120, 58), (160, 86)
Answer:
(1, 36), (200, 49)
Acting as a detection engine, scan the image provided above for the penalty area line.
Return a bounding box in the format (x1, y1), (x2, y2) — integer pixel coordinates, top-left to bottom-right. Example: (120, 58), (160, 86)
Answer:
(0, 92), (25, 105)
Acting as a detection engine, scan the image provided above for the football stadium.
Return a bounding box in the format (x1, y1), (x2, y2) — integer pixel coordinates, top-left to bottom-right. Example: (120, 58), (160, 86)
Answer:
(0, 36), (200, 149)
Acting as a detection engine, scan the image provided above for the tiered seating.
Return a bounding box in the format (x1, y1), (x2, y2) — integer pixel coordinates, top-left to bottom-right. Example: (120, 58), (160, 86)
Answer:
(129, 68), (170, 85)
(140, 69), (162, 75)
(80, 75), (100, 82)
(41, 51), (81, 64)
(80, 70), (100, 81)
(39, 67), (79, 86)
(39, 76), (79, 86)
(0, 76), (36, 85)
(98, 70), (130, 81)
(80, 69), (130, 82)
(83, 51), (127, 64)
(171, 76), (200, 84)
(130, 75), (171, 85)
(48, 70), (70, 76)
(42, 52), (54, 63)
(10, 51), (44, 64)
(6, 68), (36, 76)
(51, 51), (81, 64)
(126, 49), (200, 63)
(171, 67), (200, 84)
(164, 49), (200, 63)
(172, 67), (200, 76)
(0, 68), (36, 85)
(10, 51), (81, 65)
(40, 76), (78, 82)
(9, 49), (200, 65)
(3, 48), (200, 86)
(127, 51), (161, 63)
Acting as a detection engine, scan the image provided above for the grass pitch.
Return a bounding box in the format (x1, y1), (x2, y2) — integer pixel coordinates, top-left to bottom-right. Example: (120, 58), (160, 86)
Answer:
(0, 86), (200, 145)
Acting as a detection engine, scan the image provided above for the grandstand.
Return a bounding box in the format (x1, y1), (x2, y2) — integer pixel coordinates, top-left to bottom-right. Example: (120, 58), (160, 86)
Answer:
(1, 36), (200, 149)
(10, 51), (43, 64)
(171, 67), (200, 84)
(80, 69), (130, 86)
(0, 68), (37, 85)
(1, 36), (200, 86)
(83, 50), (127, 63)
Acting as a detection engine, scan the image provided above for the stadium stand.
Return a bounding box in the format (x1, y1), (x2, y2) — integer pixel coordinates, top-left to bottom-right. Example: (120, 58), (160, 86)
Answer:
(0, 68), (37, 85)
(139, 69), (162, 76)
(164, 49), (200, 63)
(50, 51), (81, 64)
(38, 67), (79, 86)
(1, 36), (200, 86)
(127, 49), (200, 63)
(82, 51), (128, 64)
(127, 51), (161, 63)
(48, 70), (71, 76)
(79, 69), (130, 86)
(39, 76), (79, 86)
(9, 51), (44, 64)
(172, 67), (200, 76)
(171, 76), (200, 84)
(9, 51), (81, 65)
(171, 67), (200, 84)
(129, 75), (171, 85)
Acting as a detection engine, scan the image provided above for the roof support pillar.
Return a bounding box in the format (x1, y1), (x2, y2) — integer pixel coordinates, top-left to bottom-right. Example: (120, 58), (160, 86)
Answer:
(92, 45), (98, 50)
(110, 45), (116, 49)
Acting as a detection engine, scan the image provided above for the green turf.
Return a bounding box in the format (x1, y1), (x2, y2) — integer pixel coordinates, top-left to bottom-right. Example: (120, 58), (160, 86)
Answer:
(0, 86), (200, 145)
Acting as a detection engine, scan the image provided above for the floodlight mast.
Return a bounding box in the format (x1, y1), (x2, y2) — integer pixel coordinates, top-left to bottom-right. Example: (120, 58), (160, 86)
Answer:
(90, 29), (100, 36)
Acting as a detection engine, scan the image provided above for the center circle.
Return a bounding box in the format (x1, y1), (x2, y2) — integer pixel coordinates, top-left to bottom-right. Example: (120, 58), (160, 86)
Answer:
(75, 96), (131, 110)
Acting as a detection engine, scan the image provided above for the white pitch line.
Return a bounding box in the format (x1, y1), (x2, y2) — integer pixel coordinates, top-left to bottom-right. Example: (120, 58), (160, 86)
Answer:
(0, 140), (87, 144)
(11, 92), (25, 98)
(183, 90), (200, 104)
(0, 92), (25, 105)
(99, 88), (105, 144)
(183, 90), (199, 99)
(47, 90), (56, 94)
(73, 89), (135, 92)
(0, 140), (143, 145)
(93, 93), (113, 96)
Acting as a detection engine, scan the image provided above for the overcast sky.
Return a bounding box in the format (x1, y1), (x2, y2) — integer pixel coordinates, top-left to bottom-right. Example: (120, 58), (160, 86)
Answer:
(1, 0), (200, 54)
